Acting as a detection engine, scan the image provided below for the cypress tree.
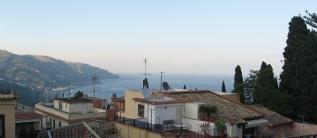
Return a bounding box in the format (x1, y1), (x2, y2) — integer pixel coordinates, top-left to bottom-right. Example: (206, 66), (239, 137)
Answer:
(254, 62), (278, 108)
(221, 81), (226, 93)
(279, 16), (317, 121)
(233, 65), (244, 103)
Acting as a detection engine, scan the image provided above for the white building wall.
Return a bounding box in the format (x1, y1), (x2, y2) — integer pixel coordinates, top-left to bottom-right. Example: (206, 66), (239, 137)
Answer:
(183, 102), (201, 119)
(68, 103), (94, 113)
(136, 102), (181, 125)
(53, 100), (94, 113)
(152, 105), (177, 124)
(182, 117), (216, 136)
(227, 124), (243, 138)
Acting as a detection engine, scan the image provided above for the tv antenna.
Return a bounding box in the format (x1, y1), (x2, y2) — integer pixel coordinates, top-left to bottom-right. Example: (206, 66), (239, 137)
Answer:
(160, 72), (164, 92)
(142, 58), (151, 89)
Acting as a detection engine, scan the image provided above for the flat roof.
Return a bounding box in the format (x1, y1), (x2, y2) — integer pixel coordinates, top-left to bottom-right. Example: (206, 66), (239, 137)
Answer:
(55, 97), (93, 103)
(0, 90), (16, 100)
(133, 96), (191, 105)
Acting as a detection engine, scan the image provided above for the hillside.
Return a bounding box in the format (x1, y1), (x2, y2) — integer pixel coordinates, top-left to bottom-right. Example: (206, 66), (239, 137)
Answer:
(0, 50), (118, 105)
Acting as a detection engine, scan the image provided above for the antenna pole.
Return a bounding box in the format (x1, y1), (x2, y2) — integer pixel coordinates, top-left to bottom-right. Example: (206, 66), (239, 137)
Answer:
(160, 72), (163, 92)
(92, 76), (97, 109)
(68, 81), (71, 100)
(144, 58), (147, 78)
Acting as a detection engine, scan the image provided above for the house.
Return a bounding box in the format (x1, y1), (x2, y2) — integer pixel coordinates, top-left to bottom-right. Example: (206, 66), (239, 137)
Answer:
(158, 90), (270, 137)
(119, 90), (145, 119)
(0, 90), (17, 138)
(111, 95), (125, 111)
(34, 97), (107, 130)
(133, 95), (190, 125)
(15, 110), (42, 138)
(117, 90), (269, 137)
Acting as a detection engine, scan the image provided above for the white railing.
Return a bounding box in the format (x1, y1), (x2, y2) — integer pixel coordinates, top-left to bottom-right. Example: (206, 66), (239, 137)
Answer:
(35, 103), (106, 121)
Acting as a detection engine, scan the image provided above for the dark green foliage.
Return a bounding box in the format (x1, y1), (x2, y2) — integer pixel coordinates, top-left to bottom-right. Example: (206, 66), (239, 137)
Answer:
(243, 70), (258, 104)
(221, 80), (226, 93)
(162, 81), (170, 90)
(304, 11), (317, 29)
(233, 65), (245, 103)
(254, 62), (278, 107)
(215, 120), (227, 136)
(280, 16), (317, 122)
(74, 91), (83, 98)
(198, 104), (217, 119)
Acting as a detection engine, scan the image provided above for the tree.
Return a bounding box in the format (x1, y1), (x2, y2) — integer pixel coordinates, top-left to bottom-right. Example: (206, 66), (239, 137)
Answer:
(215, 120), (227, 136)
(254, 62), (278, 108)
(244, 70), (258, 104)
(221, 81), (226, 93)
(304, 11), (317, 29)
(74, 91), (83, 98)
(162, 81), (170, 91)
(280, 16), (317, 122)
(233, 65), (245, 103)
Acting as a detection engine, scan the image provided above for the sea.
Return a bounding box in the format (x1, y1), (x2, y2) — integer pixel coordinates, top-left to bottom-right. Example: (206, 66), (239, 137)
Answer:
(66, 73), (234, 101)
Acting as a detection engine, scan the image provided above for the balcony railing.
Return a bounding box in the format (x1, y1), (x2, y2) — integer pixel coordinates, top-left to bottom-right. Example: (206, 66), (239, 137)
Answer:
(37, 122), (102, 138)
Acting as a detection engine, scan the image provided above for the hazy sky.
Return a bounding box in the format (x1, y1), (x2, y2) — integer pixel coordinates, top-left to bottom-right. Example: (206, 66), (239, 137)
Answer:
(1, 1), (316, 75)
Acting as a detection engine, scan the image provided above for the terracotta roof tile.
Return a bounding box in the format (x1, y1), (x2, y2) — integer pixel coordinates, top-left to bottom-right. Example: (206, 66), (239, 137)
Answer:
(248, 105), (293, 126)
(158, 90), (263, 124)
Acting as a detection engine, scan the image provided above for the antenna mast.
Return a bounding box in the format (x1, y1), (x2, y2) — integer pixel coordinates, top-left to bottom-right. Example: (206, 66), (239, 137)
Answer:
(160, 72), (164, 92)
(144, 58), (147, 78)
(92, 76), (98, 109)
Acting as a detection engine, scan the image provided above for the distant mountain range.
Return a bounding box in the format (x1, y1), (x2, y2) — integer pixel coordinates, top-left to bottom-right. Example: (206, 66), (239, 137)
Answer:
(0, 49), (118, 105)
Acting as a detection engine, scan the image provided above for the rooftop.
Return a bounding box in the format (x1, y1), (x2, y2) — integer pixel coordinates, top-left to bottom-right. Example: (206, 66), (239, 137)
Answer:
(15, 111), (42, 123)
(156, 90), (263, 124)
(248, 105), (293, 126)
(0, 90), (16, 100)
(133, 96), (191, 105)
(55, 97), (93, 103)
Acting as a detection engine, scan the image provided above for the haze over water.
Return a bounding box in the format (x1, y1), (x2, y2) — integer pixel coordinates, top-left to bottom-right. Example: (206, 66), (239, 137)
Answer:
(70, 73), (234, 100)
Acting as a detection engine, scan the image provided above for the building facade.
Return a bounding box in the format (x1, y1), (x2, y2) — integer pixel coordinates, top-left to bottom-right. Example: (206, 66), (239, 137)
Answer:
(0, 90), (16, 138)
(34, 97), (106, 130)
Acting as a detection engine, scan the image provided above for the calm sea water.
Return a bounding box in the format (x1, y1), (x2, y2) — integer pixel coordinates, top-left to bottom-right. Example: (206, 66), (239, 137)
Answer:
(69, 73), (234, 100)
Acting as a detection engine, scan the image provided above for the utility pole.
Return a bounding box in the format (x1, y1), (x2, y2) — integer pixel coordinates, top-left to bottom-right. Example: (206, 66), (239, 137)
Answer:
(160, 72), (164, 92)
(68, 81), (71, 100)
(92, 76), (98, 110)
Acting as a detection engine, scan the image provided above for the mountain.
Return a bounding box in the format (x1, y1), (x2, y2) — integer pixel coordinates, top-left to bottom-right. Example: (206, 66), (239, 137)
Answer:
(0, 49), (118, 105)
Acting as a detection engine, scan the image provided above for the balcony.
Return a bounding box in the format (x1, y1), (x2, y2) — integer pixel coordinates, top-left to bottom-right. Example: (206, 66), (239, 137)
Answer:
(35, 103), (106, 121)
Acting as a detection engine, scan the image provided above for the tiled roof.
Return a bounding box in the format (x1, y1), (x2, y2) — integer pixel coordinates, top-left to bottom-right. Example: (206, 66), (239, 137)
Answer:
(0, 90), (16, 100)
(248, 105), (293, 126)
(158, 90), (263, 124)
(16, 111), (42, 122)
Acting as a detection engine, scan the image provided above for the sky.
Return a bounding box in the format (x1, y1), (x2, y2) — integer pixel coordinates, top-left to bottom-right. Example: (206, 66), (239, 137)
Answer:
(0, 0), (316, 75)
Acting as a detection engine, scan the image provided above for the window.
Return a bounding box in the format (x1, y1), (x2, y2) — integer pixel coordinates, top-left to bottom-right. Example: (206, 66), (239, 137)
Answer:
(53, 119), (55, 128)
(58, 102), (62, 110)
(138, 104), (144, 117)
(0, 114), (4, 138)
(59, 122), (62, 127)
